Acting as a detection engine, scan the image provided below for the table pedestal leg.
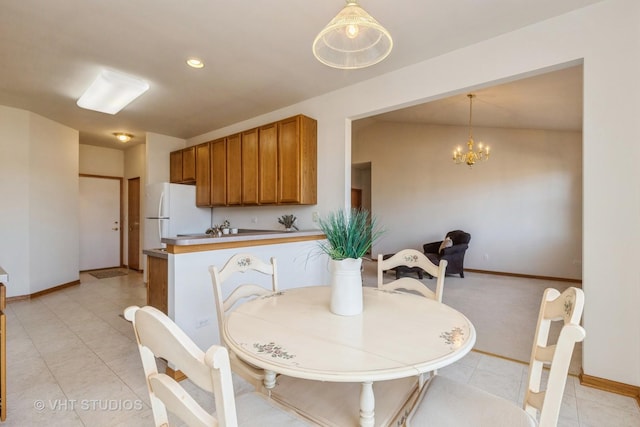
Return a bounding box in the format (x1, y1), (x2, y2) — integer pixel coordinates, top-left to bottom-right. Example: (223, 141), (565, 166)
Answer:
(360, 381), (375, 427)
(264, 370), (277, 396)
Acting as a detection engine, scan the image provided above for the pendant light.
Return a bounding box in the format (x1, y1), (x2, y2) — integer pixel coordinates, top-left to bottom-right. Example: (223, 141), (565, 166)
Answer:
(312, 0), (393, 69)
(452, 94), (490, 167)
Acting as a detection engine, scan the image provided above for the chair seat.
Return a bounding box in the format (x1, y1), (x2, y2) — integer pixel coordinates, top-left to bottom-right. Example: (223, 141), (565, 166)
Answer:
(235, 392), (311, 426)
(407, 375), (537, 427)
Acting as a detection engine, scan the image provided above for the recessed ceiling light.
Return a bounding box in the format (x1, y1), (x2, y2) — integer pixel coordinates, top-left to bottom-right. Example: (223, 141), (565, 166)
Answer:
(113, 133), (133, 143)
(77, 70), (149, 115)
(186, 58), (205, 69)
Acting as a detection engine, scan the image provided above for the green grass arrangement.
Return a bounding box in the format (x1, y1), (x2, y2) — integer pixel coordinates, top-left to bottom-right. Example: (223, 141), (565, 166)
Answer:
(317, 208), (384, 260)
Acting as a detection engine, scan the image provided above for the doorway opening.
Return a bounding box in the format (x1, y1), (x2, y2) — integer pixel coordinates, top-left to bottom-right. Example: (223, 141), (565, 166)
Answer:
(350, 64), (583, 373)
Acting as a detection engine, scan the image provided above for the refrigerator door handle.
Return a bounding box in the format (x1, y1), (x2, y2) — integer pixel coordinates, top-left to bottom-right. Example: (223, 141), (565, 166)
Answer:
(157, 191), (165, 242)
(158, 191), (165, 218)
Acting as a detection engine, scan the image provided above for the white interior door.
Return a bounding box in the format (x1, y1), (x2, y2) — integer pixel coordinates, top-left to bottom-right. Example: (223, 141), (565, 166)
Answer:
(79, 177), (120, 270)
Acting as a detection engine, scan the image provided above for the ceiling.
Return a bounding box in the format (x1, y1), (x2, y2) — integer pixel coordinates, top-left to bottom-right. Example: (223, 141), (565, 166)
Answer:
(358, 64), (583, 131)
(0, 1), (597, 150)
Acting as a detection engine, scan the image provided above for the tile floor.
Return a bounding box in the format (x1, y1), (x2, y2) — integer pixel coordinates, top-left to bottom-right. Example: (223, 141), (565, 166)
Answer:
(3, 270), (639, 426)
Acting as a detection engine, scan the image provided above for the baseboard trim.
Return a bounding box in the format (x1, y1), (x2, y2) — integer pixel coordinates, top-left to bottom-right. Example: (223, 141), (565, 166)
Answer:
(580, 370), (640, 406)
(465, 268), (582, 285)
(7, 280), (81, 302)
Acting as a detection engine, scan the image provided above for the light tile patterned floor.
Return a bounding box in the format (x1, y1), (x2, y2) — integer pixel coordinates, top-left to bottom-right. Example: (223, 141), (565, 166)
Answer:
(3, 270), (639, 426)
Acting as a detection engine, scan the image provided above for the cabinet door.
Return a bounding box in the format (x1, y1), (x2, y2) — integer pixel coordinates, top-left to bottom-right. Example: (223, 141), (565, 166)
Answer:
(278, 116), (302, 203)
(170, 150), (183, 183)
(195, 142), (211, 207)
(147, 257), (168, 315)
(258, 123), (278, 204)
(182, 146), (196, 182)
(210, 138), (227, 206)
(226, 133), (242, 206)
(241, 128), (259, 205)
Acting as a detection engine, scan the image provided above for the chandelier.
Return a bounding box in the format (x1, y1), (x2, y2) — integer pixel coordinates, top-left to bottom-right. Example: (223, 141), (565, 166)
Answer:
(312, 0), (393, 70)
(453, 94), (490, 167)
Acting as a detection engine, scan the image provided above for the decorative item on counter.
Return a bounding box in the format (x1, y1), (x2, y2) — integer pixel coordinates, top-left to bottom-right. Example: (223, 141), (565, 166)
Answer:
(221, 219), (231, 234)
(317, 208), (384, 316)
(278, 214), (299, 231)
(206, 225), (223, 237)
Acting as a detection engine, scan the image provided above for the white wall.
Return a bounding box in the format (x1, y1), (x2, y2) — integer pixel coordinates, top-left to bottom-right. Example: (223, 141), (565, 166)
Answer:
(188, 0), (640, 386)
(29, 114), (79, 294)
(79, 145), (124, 176)
(353, 122), (582, 280)
(0, 106), (79, 297)
(0, 106), (30, 297)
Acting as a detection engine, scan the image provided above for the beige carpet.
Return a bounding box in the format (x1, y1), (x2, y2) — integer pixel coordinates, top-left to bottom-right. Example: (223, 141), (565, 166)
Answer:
(362, 260), (582, 375)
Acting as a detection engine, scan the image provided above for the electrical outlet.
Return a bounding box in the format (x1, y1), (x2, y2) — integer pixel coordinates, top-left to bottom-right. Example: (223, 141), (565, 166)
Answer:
(483, 253), (489, 261)
(251, 216), (258, 224)
(312, 211), (319, 222)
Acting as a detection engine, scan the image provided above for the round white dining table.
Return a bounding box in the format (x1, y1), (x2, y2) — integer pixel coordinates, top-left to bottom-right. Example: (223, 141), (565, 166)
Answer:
(223, 286), (476, 427)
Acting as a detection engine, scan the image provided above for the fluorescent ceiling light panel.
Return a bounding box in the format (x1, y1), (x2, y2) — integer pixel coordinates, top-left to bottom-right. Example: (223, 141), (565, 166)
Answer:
(77, 70), (149, 114)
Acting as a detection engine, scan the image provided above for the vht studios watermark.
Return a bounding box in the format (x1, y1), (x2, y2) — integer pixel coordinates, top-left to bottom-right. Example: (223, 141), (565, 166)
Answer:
(34, 399), (144, 412)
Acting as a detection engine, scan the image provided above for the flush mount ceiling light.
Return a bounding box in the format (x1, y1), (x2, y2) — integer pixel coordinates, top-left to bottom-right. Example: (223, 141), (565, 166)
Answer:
(186, 58), (205, 69)
(453, 94), (491, 167)
(77, 70), (149, 115)
(113, 133), (133, 143)
(312, 0), (393, 69)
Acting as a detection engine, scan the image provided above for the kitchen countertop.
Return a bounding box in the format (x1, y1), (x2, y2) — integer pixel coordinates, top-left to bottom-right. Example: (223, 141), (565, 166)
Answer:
(158, 229), (326, 254)
(143, 248), (169, 259)
(163, 229), (323, 246)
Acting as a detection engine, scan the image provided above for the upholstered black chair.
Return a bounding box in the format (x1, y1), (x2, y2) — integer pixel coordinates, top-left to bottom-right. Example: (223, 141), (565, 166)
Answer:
(423, 230), (471, 278)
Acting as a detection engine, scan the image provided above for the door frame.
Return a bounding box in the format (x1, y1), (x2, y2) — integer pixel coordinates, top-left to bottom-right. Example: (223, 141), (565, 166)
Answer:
(128, 177), (141, 271)
(79, 174), (124, 268)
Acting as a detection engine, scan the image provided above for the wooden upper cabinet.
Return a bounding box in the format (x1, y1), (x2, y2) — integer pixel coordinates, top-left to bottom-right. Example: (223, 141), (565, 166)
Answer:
(278, 115), (317, 204)
(175, 114), (317, 207)
(195, 142), (211, 207)
(226, 134), (242, 206)
(170, 147), (196, 184)
(210, 138), (227, 206)
(241, 128), (259, 205)
(181, 146), (196, 182)
(170, 150), (183, 183)
(259, 123), (278, 204)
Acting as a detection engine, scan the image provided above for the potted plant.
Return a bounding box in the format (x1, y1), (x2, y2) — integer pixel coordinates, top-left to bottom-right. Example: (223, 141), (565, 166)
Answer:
(278, 214), (298, 231)
(317, 208), (384, 316)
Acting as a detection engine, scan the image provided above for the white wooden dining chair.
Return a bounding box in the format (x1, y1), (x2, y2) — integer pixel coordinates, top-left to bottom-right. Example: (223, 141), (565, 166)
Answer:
(377, 249), (447, 302)
(406, 287), (586, 427)
(378, 249), (448, 387)
(124, 305), (309, 427)
(209, 253), (278, 390)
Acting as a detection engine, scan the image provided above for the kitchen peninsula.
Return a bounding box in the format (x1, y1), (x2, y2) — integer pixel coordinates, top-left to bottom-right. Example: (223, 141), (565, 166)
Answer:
(144, 230), (329, 351)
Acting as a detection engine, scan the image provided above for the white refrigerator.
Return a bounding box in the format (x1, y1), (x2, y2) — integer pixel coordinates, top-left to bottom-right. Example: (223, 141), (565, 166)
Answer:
(144, 182), (211, 250)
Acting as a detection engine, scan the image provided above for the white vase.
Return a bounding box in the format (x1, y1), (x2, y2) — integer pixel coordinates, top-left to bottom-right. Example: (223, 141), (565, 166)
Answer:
(329, 258), (363, 316)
